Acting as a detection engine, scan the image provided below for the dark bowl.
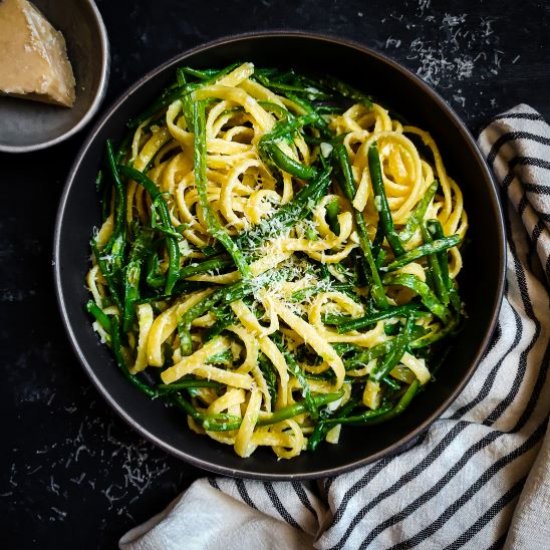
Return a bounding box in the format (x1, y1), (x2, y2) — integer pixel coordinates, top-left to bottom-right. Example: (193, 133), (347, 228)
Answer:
(54, 32), (505, 480)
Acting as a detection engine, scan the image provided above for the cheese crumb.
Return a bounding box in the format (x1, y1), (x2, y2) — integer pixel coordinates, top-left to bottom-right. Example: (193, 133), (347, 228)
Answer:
(320, 142), (333, 158)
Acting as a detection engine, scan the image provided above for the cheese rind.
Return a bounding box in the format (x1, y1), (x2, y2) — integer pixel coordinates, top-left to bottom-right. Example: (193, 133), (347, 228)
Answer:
(0, 0), (76, 107)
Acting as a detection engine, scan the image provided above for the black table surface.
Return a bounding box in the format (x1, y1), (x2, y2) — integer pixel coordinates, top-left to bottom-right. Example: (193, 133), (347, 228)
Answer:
(1, 1), (549, 547)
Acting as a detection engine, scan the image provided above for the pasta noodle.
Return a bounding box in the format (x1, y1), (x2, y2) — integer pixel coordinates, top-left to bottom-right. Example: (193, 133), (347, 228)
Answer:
(86, 63), (467, 458)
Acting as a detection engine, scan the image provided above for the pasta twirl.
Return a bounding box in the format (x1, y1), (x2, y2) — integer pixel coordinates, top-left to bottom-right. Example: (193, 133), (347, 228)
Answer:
(86, 63), (467, 458)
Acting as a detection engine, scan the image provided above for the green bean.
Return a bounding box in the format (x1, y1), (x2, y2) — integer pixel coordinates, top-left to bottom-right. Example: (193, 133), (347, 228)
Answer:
(171, 393), (242, 431)
(201, 244), (222, 258)
(127, 87), (185, 129)
(258, 352), (278, 406)
(110, 316), (158, 398)
(410, 316), (460, 349)
(172, 393), (204, 424)
(204, 309), (236, 340)
(384, 322), (401, 336)
(399, 181), (438, 243)
(109, 232), (127, 278)
(308, 398), (360, 451)
(383, 273), (450, 322)
(420, 225), (450, 305)
(427, 220), (462, 311)
(337, 398), (361, 417)
(307, 421), (330, 452)
(258, 100), (291, 119)
(178, 67), (221, 81)
(257, 100), (289, 119)
(118, 166), (180, 294)
(390, 379), (419, 411)
(134, 282), (209, 306)
(264, 142), (318, 179)
(375, 248), (387, 270)
(370, 317), (414, 381)
(157, 379), (222, 392)
(145, 252), (164, 289)
(122, 230), (152, 331)
(86, 300), (111, 332)
(313, 75), (374, 107)
(257, 391), (344, 426)
(326, 197), (341, 234)
(282, 92), (330, 136)
(95, 168), (104, 192)
(192, 100), (251, 278)
(274, 339), (317, 419)
(332, 342), (360, 354)
(207, 349), (234, 366)
(176, 68), (187, 86)
(363, 380), (420, 424)
(128, 63), (240, 129)
(316, 104), (346, 115)
(91, 240), (123, 310)
(333, 143), (358, 204)
(340, 341), (393, 372)
(254, 73), (331, 100)
(322, 313), (352, 325)
(305, 371), (337, 382)
(304, 226), (318, 241)
(150, 197), (184, 240)
(94, 143), (128, 297)
(326, 380), (419, 426)
(114, 133), (132, 165)
(178, 269), (286, 354)
(257, 110), (323, 179)
(201, 417), (245, 432)
(179, 256), (233, 279)
(382, 234), (462, 272)
(290, 283), (353, 303)
(236, 167), (331, 251)
(253, 67), (279, 78)
(337, 304), (425, 333)
(104, 140), (127, 255)
(368, 143), (405, 256)
(334, 143), (388, 308)
(372, 217), (385, 258)
(200, 63), (241, 83)
(177, 288), (226, 355)
(258, 116), (319, 179)
(263, 113), (313, 142)
(382, 375), (402, 391)
(323, 403), (393, 425)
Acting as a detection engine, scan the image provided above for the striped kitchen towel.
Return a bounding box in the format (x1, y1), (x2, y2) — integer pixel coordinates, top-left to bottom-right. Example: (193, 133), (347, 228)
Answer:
(120, 105), (550, 550)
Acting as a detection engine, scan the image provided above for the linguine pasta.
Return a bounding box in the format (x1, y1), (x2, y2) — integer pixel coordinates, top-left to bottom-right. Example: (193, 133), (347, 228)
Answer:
(86, 63), (467, 458)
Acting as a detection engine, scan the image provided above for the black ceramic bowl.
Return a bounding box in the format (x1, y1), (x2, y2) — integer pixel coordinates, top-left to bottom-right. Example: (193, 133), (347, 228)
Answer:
(54, 32), (505, 480)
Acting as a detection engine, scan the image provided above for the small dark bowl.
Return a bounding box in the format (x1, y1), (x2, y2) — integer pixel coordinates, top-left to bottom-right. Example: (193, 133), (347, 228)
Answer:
(0, 0), (109, 153)
(54, 32), (505, 480)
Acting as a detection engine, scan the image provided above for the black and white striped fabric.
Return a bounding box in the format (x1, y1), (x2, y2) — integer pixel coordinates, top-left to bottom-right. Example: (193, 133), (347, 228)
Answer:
(120, 105), (550, 550)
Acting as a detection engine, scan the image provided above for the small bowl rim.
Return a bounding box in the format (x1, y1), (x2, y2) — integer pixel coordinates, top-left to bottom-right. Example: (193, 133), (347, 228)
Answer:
(0, 0), (110, 154)
(54, 30), (506, 480)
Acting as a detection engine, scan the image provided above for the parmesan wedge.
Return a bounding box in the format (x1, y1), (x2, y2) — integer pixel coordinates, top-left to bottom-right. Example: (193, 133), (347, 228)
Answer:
(0, 0), (76, 107)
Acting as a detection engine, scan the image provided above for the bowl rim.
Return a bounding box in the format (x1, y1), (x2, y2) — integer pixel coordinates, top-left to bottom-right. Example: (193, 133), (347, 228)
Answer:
(53, 30), (506, 480)
(0, 0), (110, 154)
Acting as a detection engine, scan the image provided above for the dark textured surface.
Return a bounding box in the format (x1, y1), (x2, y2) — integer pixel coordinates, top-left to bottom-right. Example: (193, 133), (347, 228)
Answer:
(0, 0), (548, 547)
